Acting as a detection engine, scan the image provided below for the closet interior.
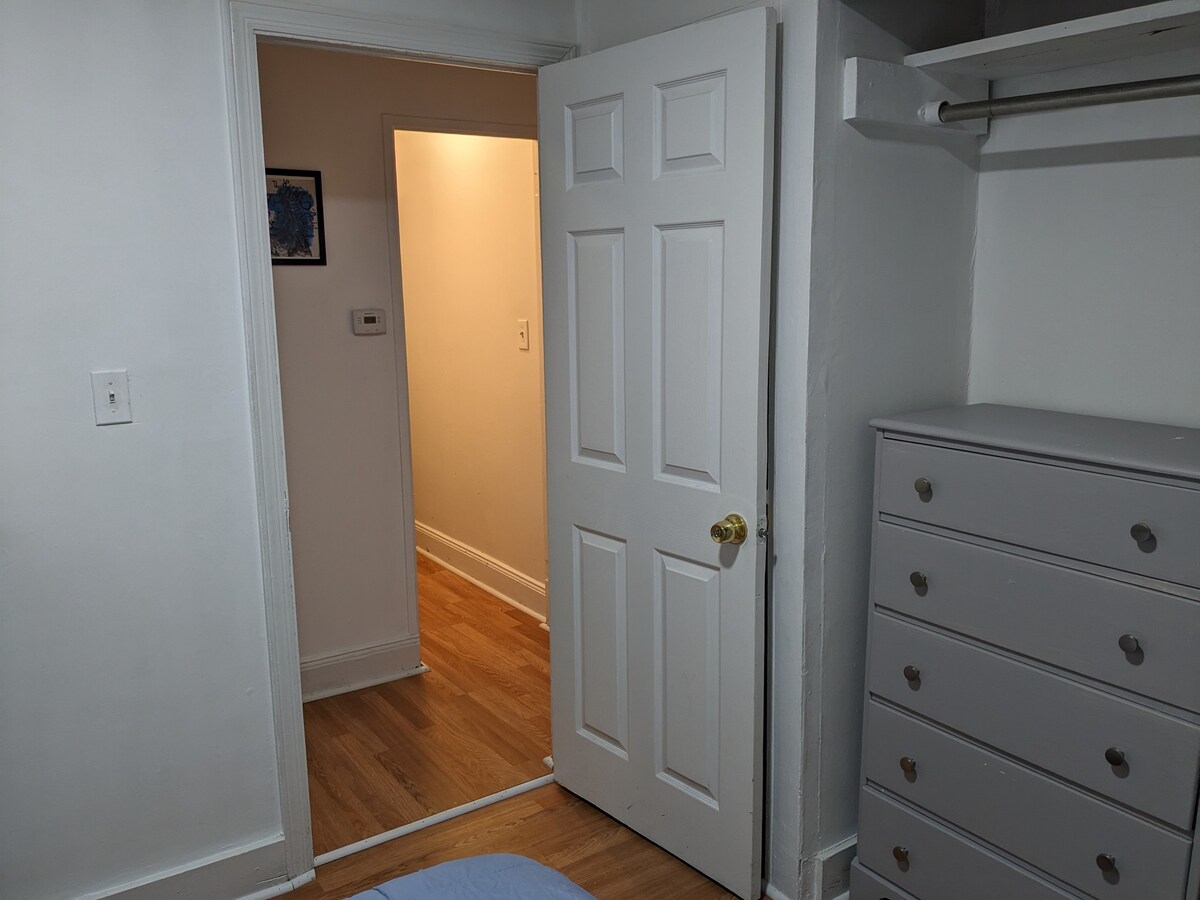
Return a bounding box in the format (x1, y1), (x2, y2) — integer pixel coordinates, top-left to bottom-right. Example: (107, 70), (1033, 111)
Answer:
(815, 2), (1199, 897)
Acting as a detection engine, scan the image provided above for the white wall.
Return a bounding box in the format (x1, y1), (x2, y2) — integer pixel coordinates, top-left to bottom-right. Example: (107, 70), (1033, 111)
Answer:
(395, 132), (549, 616)
(308, 0), (577, 40)
(798, 3), (979, 894)
(968, 48), (1200, 428)
(577, 0), (780, 52)
(258, 44), (540, 679)
(0, 1), (572, 898)
(0, 3), (283, 897)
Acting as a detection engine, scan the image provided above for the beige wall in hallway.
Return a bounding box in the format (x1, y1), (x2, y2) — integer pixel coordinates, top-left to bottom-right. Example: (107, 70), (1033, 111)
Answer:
(258, 43), (538, 667)
(396, 131), (548, 615)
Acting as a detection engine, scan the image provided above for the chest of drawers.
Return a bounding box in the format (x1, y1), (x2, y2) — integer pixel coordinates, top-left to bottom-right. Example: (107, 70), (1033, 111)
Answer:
(851, 404), (1200, 900)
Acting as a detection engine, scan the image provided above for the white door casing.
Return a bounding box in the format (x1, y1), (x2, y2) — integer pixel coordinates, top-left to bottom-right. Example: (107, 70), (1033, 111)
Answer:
(539, 10), (776, 898)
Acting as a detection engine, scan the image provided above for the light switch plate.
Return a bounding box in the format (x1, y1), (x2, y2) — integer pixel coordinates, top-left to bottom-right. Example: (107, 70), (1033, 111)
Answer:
(91, 370), (132, 425)
(517, 318), (530, 350)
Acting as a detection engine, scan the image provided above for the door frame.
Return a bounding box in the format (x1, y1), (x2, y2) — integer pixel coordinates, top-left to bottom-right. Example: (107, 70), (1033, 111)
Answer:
(220, 0), (572, 880)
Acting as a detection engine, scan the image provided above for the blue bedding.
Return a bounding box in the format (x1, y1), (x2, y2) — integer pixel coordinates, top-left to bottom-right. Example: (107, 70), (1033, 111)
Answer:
(348, 854), (597, 899)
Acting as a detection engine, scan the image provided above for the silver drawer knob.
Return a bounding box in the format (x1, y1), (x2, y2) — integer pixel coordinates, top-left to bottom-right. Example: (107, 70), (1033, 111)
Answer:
(909, 571), (928, 591)
(913, 477), (933, 498)
(1130, 521), (1154, 544)
(1095, 853), (1118, 874)
(899, 756), (918, 775)
(902, 665), (921, 683)
(1104, 747), (1127, 768)
(1117, 633), (1141, 655)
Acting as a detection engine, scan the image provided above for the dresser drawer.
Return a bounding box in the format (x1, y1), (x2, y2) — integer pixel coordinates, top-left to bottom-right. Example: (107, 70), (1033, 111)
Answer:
(849, 859), (912, 900)
(873, 522), (1200, 712)
(877, 438), (1200, 587)
(850, 859), (917, 900)
(868, 613), (1200, 828)
(855, 788), (1080, 900)
(863, 702), (1194, 899)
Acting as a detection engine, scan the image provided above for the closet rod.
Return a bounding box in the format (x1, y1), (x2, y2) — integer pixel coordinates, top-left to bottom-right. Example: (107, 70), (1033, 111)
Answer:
(938, 72), (1200, 123)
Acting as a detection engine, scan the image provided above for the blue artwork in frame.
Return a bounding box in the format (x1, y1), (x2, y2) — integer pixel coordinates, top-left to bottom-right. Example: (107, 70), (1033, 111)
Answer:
(266, 168), (326, 265)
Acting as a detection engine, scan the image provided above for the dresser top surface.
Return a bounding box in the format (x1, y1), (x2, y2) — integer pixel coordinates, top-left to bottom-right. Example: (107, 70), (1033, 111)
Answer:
(871, 404), (1200, 481)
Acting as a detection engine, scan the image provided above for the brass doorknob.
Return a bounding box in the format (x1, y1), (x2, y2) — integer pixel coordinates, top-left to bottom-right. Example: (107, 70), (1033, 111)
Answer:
(710, 514), (748, 545)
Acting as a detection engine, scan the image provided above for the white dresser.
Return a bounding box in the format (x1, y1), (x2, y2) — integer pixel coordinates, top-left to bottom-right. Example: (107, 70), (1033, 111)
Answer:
(851, 404), (1200, 900)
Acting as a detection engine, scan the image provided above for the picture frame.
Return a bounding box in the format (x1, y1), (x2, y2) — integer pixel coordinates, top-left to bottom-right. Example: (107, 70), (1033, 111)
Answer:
(265, 168), (327, 265)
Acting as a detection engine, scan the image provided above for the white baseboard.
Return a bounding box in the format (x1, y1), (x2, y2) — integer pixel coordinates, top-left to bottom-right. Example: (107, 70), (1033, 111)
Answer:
(300, 635), (425, 702)
(238, 870), (315, 900)
(415, 521), (547, 621)
(96, 835), (287, 899)
(313, 774), (557, 867)
(762, 881), (796, 900)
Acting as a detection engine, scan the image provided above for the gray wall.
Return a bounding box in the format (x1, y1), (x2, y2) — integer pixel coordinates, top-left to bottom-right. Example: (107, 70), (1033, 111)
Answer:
(0, 3), (283, 896)
(968, 48), (1200, 428)
(799, 2), (978, 895)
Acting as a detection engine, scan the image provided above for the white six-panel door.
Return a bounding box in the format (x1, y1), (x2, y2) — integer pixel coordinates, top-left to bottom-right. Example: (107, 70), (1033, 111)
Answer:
(538, 10), (776, 898)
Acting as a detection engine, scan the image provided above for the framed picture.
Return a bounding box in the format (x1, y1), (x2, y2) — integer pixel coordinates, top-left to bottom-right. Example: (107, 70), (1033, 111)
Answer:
(266, 168), (326, 265)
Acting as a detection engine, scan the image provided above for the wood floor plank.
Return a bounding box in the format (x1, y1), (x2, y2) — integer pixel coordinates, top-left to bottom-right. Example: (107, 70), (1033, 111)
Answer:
(291, 785), (739, 899)
(304, 558), (551, 855)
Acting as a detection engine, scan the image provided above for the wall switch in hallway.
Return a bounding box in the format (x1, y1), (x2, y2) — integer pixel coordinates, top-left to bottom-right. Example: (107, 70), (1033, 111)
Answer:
(91, 370), (132, 425)
(517, 318), (530, 350)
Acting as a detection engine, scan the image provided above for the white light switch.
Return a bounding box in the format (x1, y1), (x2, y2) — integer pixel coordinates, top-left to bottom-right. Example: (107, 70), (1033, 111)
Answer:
(517, 318), (530, 350)
(91, 370), (132, 425)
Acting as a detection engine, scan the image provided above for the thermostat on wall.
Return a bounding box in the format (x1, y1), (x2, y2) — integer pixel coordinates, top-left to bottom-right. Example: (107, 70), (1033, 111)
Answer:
(352, 308), (387, 335)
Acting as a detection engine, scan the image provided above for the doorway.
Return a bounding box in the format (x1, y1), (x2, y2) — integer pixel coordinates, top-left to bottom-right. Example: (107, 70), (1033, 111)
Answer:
(230, 7), (775, 897)
(257, 40), (551, 858)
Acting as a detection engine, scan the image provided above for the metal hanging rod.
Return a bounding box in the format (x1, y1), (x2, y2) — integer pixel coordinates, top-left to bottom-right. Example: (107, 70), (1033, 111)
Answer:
(936, 72), (1200, 124)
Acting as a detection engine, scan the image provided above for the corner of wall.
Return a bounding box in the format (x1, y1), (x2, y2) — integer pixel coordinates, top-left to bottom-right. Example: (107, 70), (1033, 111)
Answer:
(574, 0), (591, 54)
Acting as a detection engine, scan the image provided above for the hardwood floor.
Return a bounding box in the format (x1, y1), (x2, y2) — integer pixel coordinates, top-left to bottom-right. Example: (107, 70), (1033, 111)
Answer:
(291, 784), (739, 899)
(304, 555), (552, 854)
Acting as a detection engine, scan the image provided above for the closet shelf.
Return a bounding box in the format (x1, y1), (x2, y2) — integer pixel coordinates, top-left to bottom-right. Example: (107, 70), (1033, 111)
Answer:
(904, 0), (1200, 79)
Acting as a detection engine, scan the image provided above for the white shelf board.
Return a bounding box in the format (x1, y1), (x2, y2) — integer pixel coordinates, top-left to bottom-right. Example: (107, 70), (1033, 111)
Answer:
(905, 0), (1200, 79)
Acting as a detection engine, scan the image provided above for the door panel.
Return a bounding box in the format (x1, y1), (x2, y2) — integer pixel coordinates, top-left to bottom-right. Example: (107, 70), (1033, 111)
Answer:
(655, 550), (722, 804)
(539, 9), (776, 898)
(568, 230), (626, 469)
(655, 223), (724, 488)
(574, 526), (629, 758)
